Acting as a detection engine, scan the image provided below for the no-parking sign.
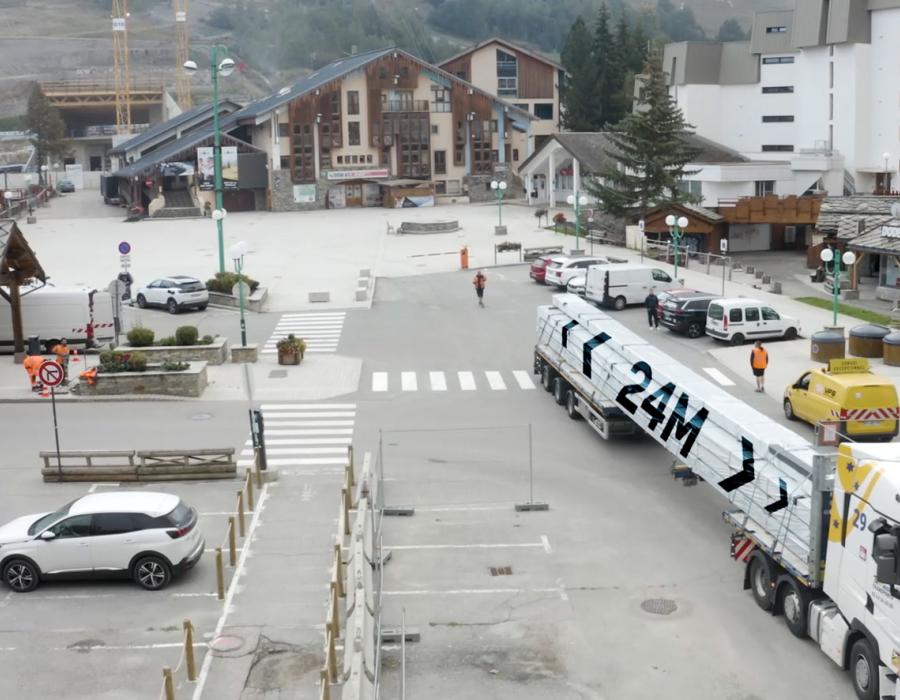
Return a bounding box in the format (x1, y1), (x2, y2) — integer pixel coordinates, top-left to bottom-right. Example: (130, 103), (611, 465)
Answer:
(38, 360), (64, 387)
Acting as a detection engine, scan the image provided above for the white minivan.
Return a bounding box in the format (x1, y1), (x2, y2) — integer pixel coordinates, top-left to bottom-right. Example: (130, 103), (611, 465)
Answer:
(585, 263), (677, 310)
(705, 298), (801, 345)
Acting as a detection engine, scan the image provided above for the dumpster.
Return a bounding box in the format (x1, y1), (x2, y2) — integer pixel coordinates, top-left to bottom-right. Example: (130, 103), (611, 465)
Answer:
(810, 328), (845, 363)
(849, 323), (890, 358)
(884, 330), (900, 366)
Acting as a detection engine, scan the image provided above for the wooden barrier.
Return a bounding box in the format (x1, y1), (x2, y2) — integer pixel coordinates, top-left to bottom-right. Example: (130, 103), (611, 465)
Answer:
(40, 448), (237, 482)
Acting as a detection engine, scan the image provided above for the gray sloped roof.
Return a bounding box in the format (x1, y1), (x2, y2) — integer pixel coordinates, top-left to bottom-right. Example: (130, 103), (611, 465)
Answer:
(109, 100), (241, 156)
(111, 129), (255, 179)
(816, 195), (900, 238)
(437, 36), (564, 71)
(847, 218), (900, 254)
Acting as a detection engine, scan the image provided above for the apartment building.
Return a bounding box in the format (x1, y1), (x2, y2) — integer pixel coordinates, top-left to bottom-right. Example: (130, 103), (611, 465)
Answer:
(439, 38), (563, 162)
(664, 0), (900, 198)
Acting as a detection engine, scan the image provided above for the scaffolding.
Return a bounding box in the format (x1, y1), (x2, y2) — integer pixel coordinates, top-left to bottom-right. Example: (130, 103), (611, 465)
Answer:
(174, 0), (192, 110)
(112, 0), (132, 134)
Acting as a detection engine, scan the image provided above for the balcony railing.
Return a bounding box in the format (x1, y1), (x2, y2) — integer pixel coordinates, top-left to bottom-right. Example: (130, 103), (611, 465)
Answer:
(382, 99), (429, 113)
(68, 123), (150, 138)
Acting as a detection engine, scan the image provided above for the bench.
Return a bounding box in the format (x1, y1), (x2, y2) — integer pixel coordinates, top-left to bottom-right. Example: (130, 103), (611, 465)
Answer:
(523, 245), (564, 262)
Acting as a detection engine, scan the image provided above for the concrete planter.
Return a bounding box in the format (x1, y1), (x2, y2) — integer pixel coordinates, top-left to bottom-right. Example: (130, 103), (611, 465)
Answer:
(208, 286), (268, 312)
(494, 225), (507, 236)
(231, 343), (259, 363)
(74, 362), (208, 397)
(117, 337), (228, 365)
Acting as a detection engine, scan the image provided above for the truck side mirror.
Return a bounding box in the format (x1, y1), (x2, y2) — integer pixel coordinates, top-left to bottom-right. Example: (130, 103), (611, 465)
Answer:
(873, 533), (900, 586)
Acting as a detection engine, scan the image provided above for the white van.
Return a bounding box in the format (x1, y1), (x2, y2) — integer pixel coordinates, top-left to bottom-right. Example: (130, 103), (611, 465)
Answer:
(585, 263), (677, 310)
(705, 298), (801, 345)
(0, 287), (115, 352)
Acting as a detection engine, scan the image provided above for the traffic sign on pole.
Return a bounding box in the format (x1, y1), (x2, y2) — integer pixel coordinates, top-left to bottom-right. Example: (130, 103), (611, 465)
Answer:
(38, 360), (64, 387)
(118, 241), (132, 255)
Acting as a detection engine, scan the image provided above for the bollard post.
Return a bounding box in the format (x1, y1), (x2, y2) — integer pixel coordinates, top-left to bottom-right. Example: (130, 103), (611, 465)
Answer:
(326, 630), (338, 682)
(343, 484), (352, 514)
(227, 517), (237, 566)
(215, 548), (225, 600)
(163, 667), (175, 700)
(245, 468), (255, 512)
(236, 491), (246, 537)
(321, 668), (331, 700)
(183, 619), (197, 682)
(334, 542), (344, 598)
(331, 581), (340, 638)
(254, 449), (263, 489)
(347, 445), (355, 485)
(341, 488), (351, 535)
(706, 254), (711, 276)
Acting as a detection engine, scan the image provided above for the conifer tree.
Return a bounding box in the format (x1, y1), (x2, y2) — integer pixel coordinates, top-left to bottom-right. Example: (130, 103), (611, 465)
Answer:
(560, 17), (601, 131)
(25, 85), (68, 185)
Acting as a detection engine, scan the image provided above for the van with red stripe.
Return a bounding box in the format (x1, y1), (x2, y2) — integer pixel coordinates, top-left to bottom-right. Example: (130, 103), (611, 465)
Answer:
(783, 358), (899, 441)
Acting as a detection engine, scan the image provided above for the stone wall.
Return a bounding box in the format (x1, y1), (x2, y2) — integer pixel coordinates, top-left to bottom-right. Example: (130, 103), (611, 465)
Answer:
(116, 338), (228, 366)
(270, 170), (328, 212)
(75, 362), (209, 397)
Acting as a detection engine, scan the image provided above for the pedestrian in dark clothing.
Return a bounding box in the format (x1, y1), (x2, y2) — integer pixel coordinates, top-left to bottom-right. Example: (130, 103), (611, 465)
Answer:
(645, 288), (659, 329)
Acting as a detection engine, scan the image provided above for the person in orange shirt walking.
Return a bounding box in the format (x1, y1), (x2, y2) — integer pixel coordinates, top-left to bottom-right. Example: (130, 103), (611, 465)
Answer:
(750, 340), (769, 393)
(23, 351), (45, 392)
(473, 269), (487, 307)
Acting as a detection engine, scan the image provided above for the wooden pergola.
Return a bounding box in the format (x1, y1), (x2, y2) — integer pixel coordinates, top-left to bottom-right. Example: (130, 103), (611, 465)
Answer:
(0, 219), (46, 362)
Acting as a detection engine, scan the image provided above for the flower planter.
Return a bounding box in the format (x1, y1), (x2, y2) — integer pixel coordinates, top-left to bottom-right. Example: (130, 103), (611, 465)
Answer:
(278, 349), (303, 365)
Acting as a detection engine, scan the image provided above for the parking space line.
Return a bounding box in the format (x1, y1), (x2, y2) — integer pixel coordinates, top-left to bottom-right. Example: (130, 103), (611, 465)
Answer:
(415, 503), (514, 512)
(88, 482), (119, 493)
(401, 372), (418, 391)
(541, 535), (552, 554)
(429, 371), (447, 391)
(386, 542), (545, 550)
(457, 371), (476, 391)
(513, 370), (536, 390)
(383, 587), (560, 596)
(372, 371), (388, 392)
(703, 367), (735, 386)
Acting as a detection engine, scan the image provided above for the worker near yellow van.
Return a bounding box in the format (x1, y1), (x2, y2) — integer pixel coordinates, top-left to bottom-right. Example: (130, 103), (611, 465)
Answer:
(783, 358), (899, 442)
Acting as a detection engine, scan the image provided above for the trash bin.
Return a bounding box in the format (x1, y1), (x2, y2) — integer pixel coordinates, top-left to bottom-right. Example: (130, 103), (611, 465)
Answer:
(849, 323), (890, 358)
(26, 335), (41, 355)
(884, 331), (900, 366)
(810, 328), (845, 363)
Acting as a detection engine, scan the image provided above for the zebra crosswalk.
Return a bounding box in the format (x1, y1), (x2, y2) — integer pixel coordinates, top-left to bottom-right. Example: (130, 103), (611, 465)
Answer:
(262, 312), (346, 355)
(238, 403), (355, 474)
(369, 369), (536, 393)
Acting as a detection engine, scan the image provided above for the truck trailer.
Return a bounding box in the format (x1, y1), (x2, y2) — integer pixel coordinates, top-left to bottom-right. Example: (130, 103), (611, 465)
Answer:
(534, 293), (900, 700)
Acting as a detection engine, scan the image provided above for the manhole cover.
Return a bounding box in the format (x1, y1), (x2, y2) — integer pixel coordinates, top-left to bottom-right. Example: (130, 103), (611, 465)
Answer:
(190, 412), (213, 421)
(489, 566), (513, 576)
(269, 370), (288, 379)
(209, 635), (245, 653)
(641, 598), (677, 615)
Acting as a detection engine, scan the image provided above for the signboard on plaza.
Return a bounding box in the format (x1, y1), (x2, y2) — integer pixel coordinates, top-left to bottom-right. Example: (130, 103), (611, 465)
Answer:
(293, 184), (316, 203)
(197, 147), (239, 190)
(326, 168), (389, 181)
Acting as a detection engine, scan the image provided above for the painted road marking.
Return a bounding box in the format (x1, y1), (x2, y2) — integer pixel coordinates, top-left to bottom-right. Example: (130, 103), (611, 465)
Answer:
(457, 371), (476, 391)
(260, 403), (357, 411)
(485, 371), (507, 390)
(429, 371), (447, 391)
(372, 372), (388, 392)
(386, 542), (546, 550)
(703, 367), (736, 386)
(242, 437), (352, 447)
(382, 588), (560, 596)
(401, 372), (418, 391)
(513, 370), (536, 390)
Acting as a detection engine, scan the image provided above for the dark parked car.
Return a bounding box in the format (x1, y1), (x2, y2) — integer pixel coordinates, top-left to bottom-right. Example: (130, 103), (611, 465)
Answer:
(56, 180), (75, 193)
(658, 290), (719, 338)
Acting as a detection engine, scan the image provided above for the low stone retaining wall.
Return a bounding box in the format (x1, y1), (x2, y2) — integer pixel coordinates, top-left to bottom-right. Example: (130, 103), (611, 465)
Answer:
(74, 362), (208, 397)
(116, 338), (228, 365)
(399, 220), (460, 234)
(209, 286), (268, 312)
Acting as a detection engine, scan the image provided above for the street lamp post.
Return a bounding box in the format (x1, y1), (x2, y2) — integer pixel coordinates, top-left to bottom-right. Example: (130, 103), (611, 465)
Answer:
(566, 192), (588, 253)
(229, 240), (249, 347)
(489, 179), (507, 227)
(665, 214), (690, 280)
(40, 164), (48, 190)
(884, 152), (892, 193)
(820, 248), (856, 326)
(184, 48), (235, 273)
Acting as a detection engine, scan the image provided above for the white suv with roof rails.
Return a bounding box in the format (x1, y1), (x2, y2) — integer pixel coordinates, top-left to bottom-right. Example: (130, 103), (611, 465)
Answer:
(0, 492), (204, 592)
(545, 256), (620, 289)
(135, 276), (209, 314)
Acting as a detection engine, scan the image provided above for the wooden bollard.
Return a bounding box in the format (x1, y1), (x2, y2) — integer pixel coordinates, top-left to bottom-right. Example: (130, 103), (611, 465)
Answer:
(183, 619), (197, 682)
(326, 631), (338, 682)
(245, 468), (255, 511)
(321, 667), (331, 700)
(330, 581), (340, 638)
(236, 490), (246, 537)
(215, 548), (225, 600)
(334, 543), (344, 598)
(227, 517), (237, 566)
(341, 488), (350, 536)
(163, 667), (175, 700)
(347, 445), (355, 485)
(254, 449), (263, 488)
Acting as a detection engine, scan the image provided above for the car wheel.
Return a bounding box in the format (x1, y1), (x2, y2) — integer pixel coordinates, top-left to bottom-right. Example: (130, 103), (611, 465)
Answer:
(3, 558), (39, 592)
(613, 296), (626, 311)
(133, 556), (172, 591)
(730, 333), (745, 346)
(687, 322), (703, 339)
(136, 294), (147, 309)
(749, 554), (775, 611)
(783, 399), (796, 421)
(784, 327), (798, 340)
(850, 636), (879, 700)
(166, 299), (179, 314)
(197, 304), (208, 311)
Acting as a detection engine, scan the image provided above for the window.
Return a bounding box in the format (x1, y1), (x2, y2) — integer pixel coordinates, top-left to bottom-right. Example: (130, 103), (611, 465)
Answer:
(435, 180), (446, 194)
(366, 154), (373, 163)
(455, 70), (467, 80)
(762, 56), (794, 64)
(534, 103), (554, 120)
(513, 103), (528, 111)
(677, 180), (702, 198)
(434, 150), (446, 175)
(762, 307), (781, 321)
(93, 513), (138, 536)
(337, 156), (343, 164)
(89, 156), (102, 171)
(278, 122), (290, 137)
(745, 307), (760, 322)
(755, 180), (775, 196)
(348, 121), (360, 146)
(829, 62), (834, 89)
(512, 148), (519, 161)
(431, 124), (439, 135)
(708, 304), (723, 321)
(496, 49), (517, 96)
(431, 87), (450, 113)
(447, 180), (461, 195)
(50, 515), (93, 538)
(766, 25), (787, 33)
(729, 309), (743, 322)
(280, 156), (290, 170)
(762, 86), (793, 93)
(652, 270), (672, 283)
(797, 373), (811, 390)
(347, 90), (359, 115)
(829, 93), (834, 120)
(761, 144), (794, 152)
(762, 115), (794, 122)
(351, 155), (358, 164)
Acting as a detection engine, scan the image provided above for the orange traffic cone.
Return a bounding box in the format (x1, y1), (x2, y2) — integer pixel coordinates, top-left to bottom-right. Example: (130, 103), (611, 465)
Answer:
(71, 349), (80, 363)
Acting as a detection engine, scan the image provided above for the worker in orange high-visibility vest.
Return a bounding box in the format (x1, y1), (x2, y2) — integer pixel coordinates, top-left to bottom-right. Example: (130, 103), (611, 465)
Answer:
(751, 340), (769, 393)
(51, 338), (70, 383)
(22, 352), (44, 392)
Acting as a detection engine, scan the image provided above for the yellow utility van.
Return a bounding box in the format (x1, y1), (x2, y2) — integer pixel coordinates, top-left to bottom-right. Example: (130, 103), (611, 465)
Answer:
(783, 358), (899, 441)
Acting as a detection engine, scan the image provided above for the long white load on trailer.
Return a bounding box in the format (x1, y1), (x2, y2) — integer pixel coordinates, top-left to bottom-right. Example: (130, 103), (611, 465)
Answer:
(539, 295), (824, 582)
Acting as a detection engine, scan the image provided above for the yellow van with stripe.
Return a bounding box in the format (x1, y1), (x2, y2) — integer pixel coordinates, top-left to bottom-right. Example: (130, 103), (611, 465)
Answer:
(783, 358), (899, 441)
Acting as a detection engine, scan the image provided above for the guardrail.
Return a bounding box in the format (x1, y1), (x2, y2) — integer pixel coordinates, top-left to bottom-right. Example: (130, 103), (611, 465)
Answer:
(212, 467), (262, 600)
(157, 619), (199, 700)
(40, 448), (237, 482)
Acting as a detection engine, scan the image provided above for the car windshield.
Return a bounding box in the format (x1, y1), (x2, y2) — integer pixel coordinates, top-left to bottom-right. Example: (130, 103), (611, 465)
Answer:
(177, 281), (205, 292)
(27, 498), (78, 535)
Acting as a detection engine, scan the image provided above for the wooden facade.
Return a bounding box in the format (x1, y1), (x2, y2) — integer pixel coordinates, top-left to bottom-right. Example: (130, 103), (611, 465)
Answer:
(441, 56), (471, 82)
(515, 51), (554, 99)
(717, 195), (822, 225)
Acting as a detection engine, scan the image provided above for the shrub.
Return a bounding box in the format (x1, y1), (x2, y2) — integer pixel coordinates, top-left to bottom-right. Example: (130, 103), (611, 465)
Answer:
(157, 336), (177, 346)
(161, 360), (189, 371)
(276, 334), (306, 355)
(553, 212), (567, 225)
(496, 241), (522, 252)
(201, 334), (215, 345)
(127, 326), (155, 347)
(99, 351), (146, 373)
(206, 271), (260, 295)
(175, 325), (199, 346)
(99, 350), (114, 366)
(127, 352), (147, 372)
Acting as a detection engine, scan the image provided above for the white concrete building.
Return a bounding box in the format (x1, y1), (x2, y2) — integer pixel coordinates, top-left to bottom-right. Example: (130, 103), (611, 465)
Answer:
(664, 0), (900, 197)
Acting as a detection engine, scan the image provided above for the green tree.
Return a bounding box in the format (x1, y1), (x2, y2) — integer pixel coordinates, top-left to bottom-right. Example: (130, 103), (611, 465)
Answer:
(25, 85), (68, 185)
(587, 51), (702, 219)
(560, 17), (601, 131)
(592, 3), (620, 127)
(716, 18), (748, 42)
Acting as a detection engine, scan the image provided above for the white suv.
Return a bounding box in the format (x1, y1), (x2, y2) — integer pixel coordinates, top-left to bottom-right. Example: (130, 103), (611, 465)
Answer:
(0, 492), (204, 592)
(544, 256), (614, 288)
(135, 276), (209, 314)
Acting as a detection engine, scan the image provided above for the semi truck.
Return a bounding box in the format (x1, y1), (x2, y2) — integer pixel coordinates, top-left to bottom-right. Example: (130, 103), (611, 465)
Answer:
(534, 293), (900, 700)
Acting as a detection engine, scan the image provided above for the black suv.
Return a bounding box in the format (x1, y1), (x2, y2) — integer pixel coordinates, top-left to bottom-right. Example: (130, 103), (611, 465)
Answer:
(658, 290), (718, 338)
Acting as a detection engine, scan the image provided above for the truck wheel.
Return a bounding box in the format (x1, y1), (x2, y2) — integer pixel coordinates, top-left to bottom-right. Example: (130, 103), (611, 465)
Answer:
(541, 365), (555, 392)
(730, 333), (745, 346)
(749, 554), (775, 611)
(849, 637), (879, 700)
(778, 579), (809, 639)
(553, 377), (568, 405)
(565, 391), (581, 420)
(613, 296), (626, 311)
(687, 322), (703, 339)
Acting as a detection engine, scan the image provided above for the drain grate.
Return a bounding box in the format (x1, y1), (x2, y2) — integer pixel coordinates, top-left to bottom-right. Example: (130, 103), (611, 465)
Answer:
(489, 566), (513, 577)
(641, 598), (677, 616)
(268, 370), (288, 379)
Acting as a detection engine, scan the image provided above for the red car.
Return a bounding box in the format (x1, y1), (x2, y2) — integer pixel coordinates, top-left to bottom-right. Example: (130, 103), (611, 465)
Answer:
(530, 255), (554, 283)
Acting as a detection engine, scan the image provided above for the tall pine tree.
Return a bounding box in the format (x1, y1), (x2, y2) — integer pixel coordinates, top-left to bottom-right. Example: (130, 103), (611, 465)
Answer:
(592, 4), (615, 126)
(25, 85), (68, 185)
(560, 17), (600, 131)
(587, 51), (702, 219)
